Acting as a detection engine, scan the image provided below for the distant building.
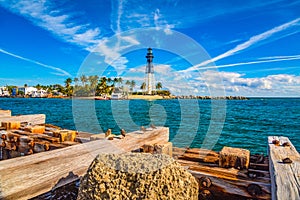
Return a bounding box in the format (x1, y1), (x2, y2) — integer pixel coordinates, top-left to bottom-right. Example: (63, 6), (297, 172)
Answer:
(18, 87), (37, 96)
(31, 89), (48, 98)
(0, 87), (9, 96)
(12, 88), (18, 96)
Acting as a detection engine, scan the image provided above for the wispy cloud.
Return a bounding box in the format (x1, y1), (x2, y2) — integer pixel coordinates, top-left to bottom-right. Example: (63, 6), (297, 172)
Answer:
(200, 54), (300, 70)
(0, 48), (71, 76)
(182, 17), (300, 72)
(0, 0), (101, 47)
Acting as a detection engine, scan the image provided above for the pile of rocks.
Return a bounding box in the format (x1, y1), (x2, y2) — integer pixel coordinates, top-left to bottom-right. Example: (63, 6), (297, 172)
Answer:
(77, 153), (198, 200)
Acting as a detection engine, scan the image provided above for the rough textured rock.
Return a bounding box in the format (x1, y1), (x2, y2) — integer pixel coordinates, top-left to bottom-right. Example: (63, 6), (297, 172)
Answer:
(77, 153), (198, 200)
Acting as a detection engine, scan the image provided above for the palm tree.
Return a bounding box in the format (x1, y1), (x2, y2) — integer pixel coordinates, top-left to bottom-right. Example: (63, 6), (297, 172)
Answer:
(118, 77), (123, 85)
(130, 80), (136, 93)
(64, 78), (73, 96)
(73, 77), (79, 85)
(113, 77), (119, 86)
(107, 77), (112, 85)
(125, 80), (131, 87)
(140, 82), (146, 94)
(156, 82), (162, 90)
(80, 75), (87, 86)
(64, 78), (72, 88)
(89, 75), (99, 88)
(35, 84), (42, 91)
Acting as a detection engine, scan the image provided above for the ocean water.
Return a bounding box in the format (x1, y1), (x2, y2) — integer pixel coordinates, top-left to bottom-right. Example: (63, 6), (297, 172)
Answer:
(0, 97), (299, 154)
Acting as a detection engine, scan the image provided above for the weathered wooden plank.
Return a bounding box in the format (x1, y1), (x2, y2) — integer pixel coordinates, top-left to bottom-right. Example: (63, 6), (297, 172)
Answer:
(0, 114), (46, 125)
(0, 110), (11, 117)
(268, 136), (300, 200)
(0, 127), (169, 200)
(191, 170), (271, 199)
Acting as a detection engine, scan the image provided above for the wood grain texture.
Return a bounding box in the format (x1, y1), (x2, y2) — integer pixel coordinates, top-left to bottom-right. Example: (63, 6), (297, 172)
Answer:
(0, 127), (169, 200)
(0, 114), (46, 125)
(268, 136), (300, 200)
(173, 147), (271, 199)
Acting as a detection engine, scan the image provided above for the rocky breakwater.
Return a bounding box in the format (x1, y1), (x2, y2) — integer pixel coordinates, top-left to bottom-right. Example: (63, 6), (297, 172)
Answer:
(77, 153), (198, 200)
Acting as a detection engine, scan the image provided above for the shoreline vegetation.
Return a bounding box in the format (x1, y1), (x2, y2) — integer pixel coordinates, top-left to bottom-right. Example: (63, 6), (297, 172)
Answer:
(1, 94), (249, 100)
(0, 75), (250, 100)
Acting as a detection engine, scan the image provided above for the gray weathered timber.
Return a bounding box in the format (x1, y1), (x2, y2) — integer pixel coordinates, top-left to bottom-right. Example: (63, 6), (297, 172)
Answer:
(0, 127), (169, 200)
(268, 136), (300, 200)
(0, 114), (46, 125)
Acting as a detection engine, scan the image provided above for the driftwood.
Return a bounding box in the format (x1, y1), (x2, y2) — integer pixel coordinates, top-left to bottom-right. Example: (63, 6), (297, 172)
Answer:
(268, 136), (300, 200)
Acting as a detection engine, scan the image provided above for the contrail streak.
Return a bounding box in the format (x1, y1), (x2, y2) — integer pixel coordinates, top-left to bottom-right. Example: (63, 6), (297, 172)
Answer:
(0, 48), (71, 76)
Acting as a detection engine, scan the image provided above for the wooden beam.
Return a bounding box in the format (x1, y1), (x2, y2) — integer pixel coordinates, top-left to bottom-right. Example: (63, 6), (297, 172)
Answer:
(0, 114), (46, 125)
(0, 127), (169, 200)
(268, 136), (300, 200)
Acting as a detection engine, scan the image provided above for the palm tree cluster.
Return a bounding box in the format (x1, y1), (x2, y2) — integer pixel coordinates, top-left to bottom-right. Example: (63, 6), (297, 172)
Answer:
(6, 76), (165, 97)
(73, 75), (136, 97)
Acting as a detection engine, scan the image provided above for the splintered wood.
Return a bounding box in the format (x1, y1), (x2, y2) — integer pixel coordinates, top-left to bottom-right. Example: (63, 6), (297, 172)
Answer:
(219, 146), (250, 169)
(268, 136), (300, 200)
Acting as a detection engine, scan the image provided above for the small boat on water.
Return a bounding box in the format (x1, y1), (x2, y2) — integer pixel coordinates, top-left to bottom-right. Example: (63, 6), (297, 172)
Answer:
(111, 87), (128, 100)
(94, 95), (110, 100)
(111, 92), (125, 100)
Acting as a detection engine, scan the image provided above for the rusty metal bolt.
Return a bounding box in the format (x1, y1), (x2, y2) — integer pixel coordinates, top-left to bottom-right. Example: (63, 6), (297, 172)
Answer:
(282, 142), (291, 147)
(199, 189), (212, 200)
(272, 139), (280, 146)
(247, 183), (262, 196)
(282, 157), (292, 164)
(199, 177), (212, 188)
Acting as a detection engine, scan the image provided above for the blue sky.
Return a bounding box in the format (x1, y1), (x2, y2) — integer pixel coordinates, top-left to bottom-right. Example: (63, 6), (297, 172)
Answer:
(0, 0), (300, 96)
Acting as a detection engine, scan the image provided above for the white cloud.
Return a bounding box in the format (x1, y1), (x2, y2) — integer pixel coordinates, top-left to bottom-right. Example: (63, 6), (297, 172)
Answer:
(199, 54), (300, 70)
(196, 70), (300, 96)
(1, 0), (102, 48)
(183, 17), (300, 72)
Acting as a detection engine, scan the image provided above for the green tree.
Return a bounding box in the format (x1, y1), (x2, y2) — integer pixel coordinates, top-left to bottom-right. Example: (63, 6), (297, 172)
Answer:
(140, 82), (146, 90)
(107, 77), (112, 85)
(130, 80), (136, 93)
(64, 78), (73, 96)
(118, 77), (123, 86)
(89, 75), (99, 88)
(156, 82), (162, 90)
(113, 77), (119, 86)
(80, 75), (88, 86)
(35, 84), (42, 90)
(73, 77), (79, 85)
(64, 78), (72, 88)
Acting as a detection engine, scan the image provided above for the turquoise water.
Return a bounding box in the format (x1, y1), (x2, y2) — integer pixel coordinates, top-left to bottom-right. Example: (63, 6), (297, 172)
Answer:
(0, 98), (299, 154)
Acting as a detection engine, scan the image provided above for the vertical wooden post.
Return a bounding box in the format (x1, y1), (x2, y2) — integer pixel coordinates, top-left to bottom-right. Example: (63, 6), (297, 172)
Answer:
(268, 136), (300, 200)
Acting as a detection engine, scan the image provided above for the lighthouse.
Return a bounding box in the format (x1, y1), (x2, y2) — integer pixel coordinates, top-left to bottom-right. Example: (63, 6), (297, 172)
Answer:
(145, 48), (155, 95)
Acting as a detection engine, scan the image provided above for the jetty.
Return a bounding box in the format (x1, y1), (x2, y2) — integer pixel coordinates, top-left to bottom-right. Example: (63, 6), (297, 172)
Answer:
(0, 110), (299, 199)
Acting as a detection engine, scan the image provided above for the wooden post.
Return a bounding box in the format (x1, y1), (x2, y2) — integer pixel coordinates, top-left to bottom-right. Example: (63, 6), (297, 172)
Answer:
(219, 146), (250, 169)
(268, 136), (300, 200)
